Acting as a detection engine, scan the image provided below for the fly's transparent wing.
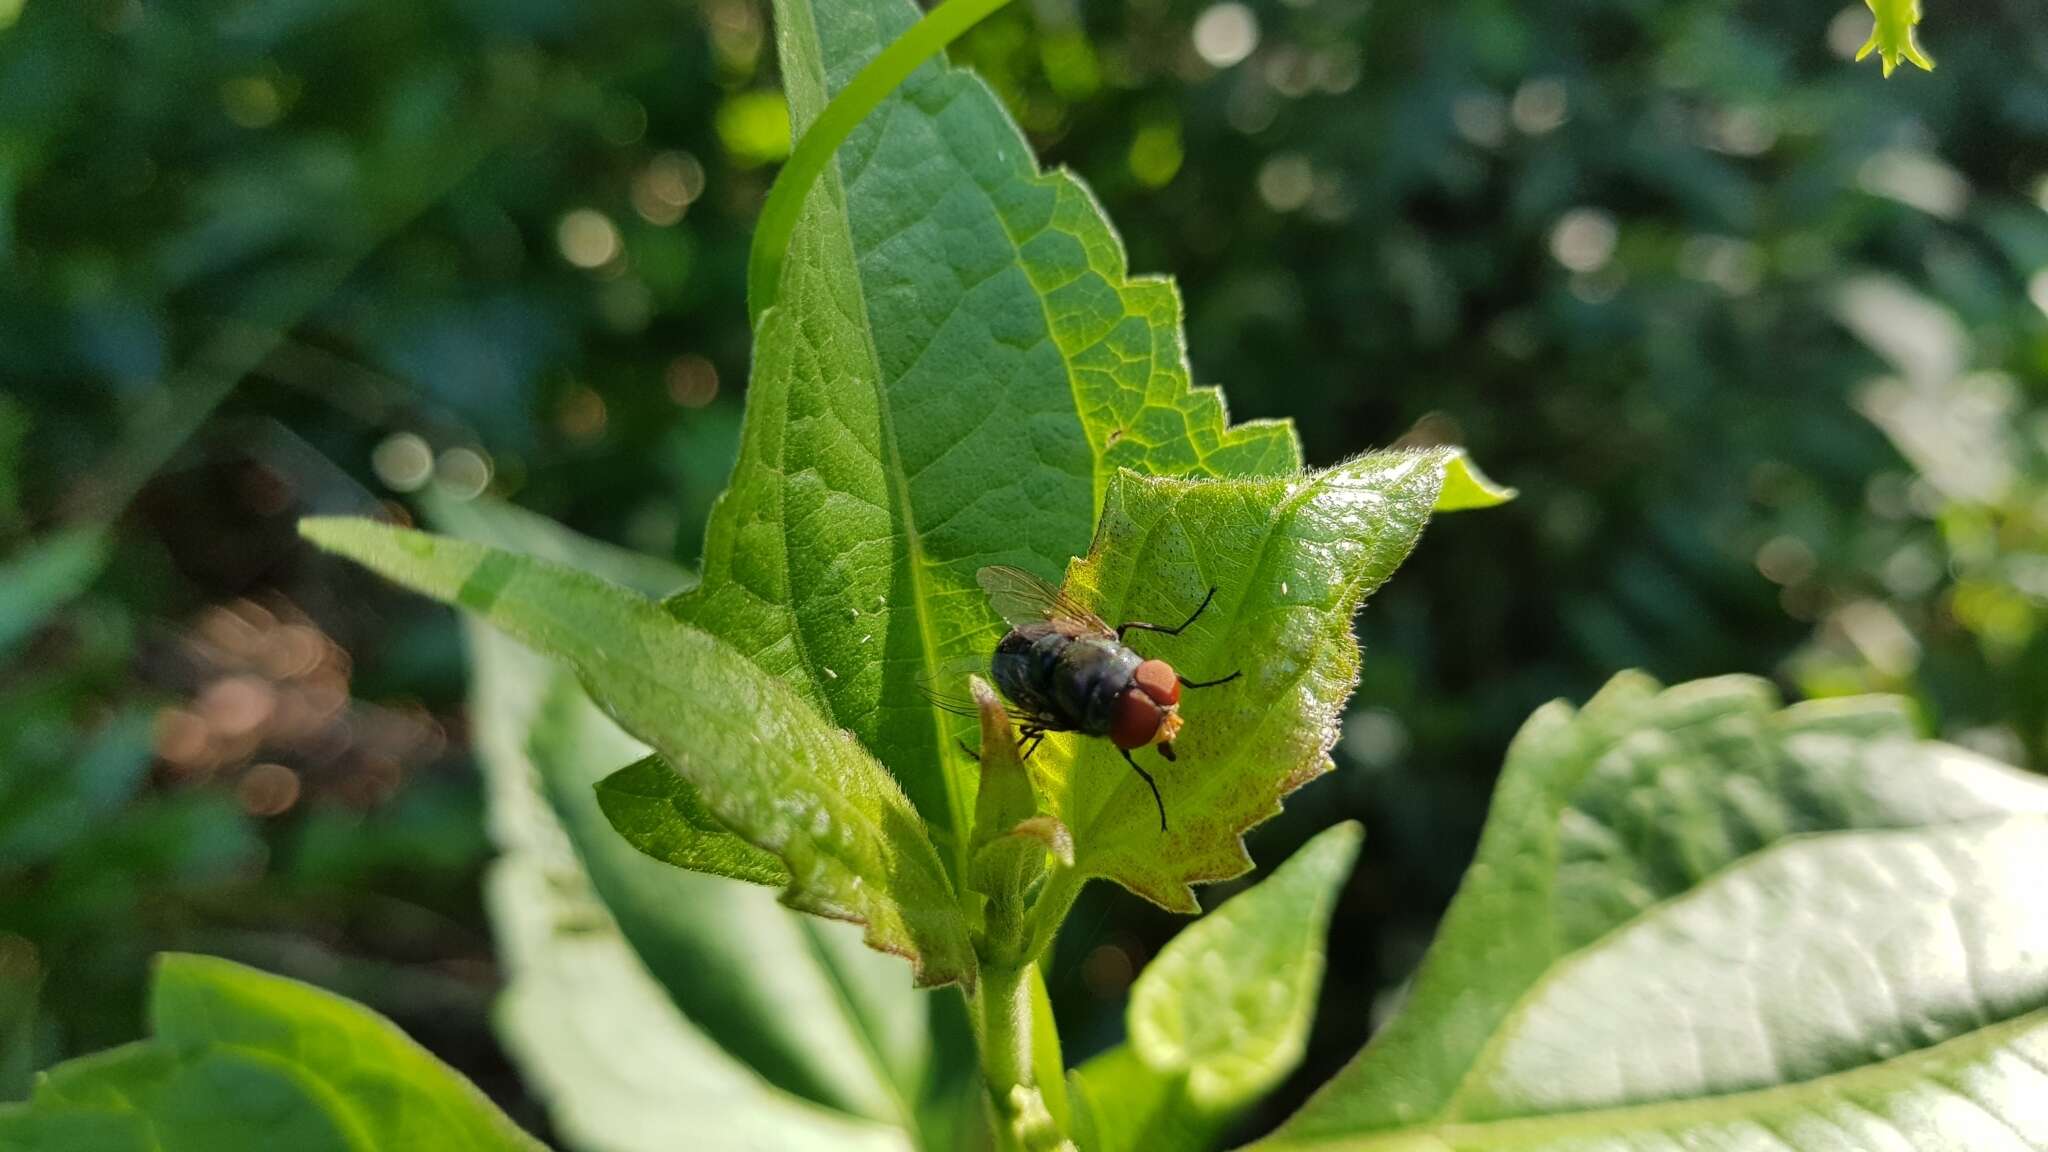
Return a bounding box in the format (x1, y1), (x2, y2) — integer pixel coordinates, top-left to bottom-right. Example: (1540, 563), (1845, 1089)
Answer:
(975, 564), (1112, 637)
(916, 653), (991, 718)
(917, 650), (1068, 733)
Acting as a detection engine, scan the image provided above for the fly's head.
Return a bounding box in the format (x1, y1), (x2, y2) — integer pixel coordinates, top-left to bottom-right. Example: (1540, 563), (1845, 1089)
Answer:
(1111, 659), (1185, 756)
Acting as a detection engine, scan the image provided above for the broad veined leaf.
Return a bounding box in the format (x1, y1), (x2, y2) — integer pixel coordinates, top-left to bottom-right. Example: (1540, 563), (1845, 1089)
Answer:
(668, 0), (1302, 884)
(1071, 822), (1362, 1152)
(433, 490), (927, 1135)
(1259, 672), (2048, 1151)
(1026, 449), (1499, 910)
(528, 673), (930, 1119)
(299, 517), (976, 988)
(1857, 0), (1934, 76)
(0, 954), (546, 1152)
(594, 754), (792, 888)
(1130, 821), (1361, 1111)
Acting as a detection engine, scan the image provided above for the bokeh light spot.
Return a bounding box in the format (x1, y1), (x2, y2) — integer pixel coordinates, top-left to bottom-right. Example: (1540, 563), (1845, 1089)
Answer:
(1452, 91), (1507, 148)
(371, 432), (434, 493)
(238, 762), (302, 817)
(1257, 153), (1315, 212)
(717, 91), (793, 168)
(1549, 208), (1617, 273)
(633, 151), (705, 226)
(1511, 77), (1569, 135)
(1128, 121), (1184, 188)
(436, 447), (492, 500)
(557, 209), (623, 270)
(1192, 3), (1260, 69)
(666, 355), (721, 408)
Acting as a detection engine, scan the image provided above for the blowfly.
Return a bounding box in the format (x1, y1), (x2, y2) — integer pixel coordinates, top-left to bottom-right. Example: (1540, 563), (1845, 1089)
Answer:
(929, 565), (1240, 832)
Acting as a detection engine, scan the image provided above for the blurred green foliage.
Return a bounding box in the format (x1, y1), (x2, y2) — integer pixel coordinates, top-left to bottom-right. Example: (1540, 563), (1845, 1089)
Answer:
(5, 0), (2048, 1142)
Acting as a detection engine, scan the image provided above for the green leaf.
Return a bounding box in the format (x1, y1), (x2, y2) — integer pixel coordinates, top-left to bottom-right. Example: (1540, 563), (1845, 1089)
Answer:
(474, 632), (918, 1149)
(676, 0), (1302, 885)
(1260, 673), (2048, 1151)
(1856, 0), (1934, 76)
(0, 527), (109, 660)
(1027, 967), (1069, 1134)
(299, 516), (975, 989)
(1070, 1045), (1209, 1152)
(1037, 449), (1462, 910)
(594, 755), (792, 888)
(746, 0), (1015, 319)
(1069, 823), (1361, 1152)
(0, 954), (546, 1151)
(438, 492), (929, 1138)
(1430, 452), (1516, 513)
(1130, 821), (1361, 1112)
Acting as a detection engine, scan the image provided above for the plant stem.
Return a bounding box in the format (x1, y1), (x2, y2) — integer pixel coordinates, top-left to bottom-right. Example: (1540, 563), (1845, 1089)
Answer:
(970, 862), (1088, 1151)
(979, 962), (1033, 1105)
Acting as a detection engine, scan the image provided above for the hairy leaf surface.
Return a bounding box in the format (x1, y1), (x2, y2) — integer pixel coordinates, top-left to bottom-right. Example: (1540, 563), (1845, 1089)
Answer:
(594, 755), (792, 889)
(1261, 673), (2048, 1151)
(300, 517), (975, 988)
(1024, 449), (1497, 909)
(0, 955), (545, 1152)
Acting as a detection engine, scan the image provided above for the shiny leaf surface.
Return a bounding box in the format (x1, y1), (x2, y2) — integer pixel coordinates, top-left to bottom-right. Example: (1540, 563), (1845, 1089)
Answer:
(1262, 673), (2048, 1151)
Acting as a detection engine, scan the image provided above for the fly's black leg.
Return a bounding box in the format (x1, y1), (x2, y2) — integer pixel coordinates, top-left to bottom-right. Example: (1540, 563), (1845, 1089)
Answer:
(1178, 670), (1242, 690)
(1017, 728), (1046, 761)
(1116, 586), (1218, 643)
(956, 738), (981, 761)
(1119, 747), (1168, 832)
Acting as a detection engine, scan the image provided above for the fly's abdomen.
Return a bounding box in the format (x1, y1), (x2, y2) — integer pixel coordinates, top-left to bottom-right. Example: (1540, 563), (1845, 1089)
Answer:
(991, 625), (1073, 729)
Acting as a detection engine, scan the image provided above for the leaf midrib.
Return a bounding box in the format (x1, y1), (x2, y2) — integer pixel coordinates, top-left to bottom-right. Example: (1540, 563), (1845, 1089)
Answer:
(1264, 1005), (2048, 1152)
(789, 0), (973, 883)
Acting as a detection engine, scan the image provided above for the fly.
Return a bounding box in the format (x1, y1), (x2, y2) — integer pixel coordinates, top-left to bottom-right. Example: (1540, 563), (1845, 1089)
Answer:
(928, 565), (1240, 832)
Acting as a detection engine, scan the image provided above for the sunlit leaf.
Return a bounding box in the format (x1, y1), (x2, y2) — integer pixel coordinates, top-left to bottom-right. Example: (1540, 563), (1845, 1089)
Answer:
(0, 954), (545, 1151)
(1855, 0), (1934, 76)
(1129, 821), (1360, 1111)
(1028, 449), (1470, 910)
(299, 517), (976, 989)
(1071, 822), (1361, 1152)
(1259, 673), (2048, 1151)
(671, 0), (1302, 887)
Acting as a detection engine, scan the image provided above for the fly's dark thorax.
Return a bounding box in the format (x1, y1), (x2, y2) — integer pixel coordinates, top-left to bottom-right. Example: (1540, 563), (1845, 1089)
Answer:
(989, 623), (1139, 737)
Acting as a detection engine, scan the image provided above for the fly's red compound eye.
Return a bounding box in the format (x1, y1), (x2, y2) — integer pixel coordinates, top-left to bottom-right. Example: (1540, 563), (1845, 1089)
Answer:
(1110, 688), (1165, 749)
(1133, 659), (1180, 707)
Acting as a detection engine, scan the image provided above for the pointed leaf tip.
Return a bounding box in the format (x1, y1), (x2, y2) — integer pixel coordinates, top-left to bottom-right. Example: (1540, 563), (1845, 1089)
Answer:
(1433, 450), (1516, 512)
(1047, 449), (1469, 910)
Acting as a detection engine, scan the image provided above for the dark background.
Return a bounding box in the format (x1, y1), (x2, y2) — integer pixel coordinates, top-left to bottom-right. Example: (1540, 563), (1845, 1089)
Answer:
(5, 0), (2048, 1141)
